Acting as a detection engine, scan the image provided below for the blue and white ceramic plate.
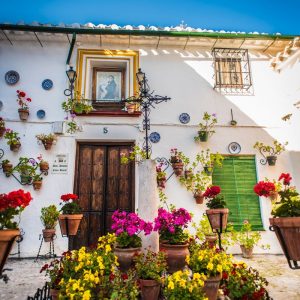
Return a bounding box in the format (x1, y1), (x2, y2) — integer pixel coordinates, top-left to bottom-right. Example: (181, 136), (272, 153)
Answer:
(37, 109), (46, 119)
(179, 113), (190, 124)
(228, 142), (241, 154)
(42, 79), (53, 90)
(149, 132), (161, 143)
(5, 70), (20, 85)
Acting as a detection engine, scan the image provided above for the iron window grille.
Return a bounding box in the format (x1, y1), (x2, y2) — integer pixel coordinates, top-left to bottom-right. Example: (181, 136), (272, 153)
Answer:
(212, 48), (253, 95)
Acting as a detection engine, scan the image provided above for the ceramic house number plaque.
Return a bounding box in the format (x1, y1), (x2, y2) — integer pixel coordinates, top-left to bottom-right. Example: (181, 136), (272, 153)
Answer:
(52, 154), (69, 174)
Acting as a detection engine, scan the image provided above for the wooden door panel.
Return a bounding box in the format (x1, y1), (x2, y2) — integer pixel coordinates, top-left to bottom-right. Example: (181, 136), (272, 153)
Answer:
(106, 148), (119, 211)
(89, 213), (102, 247)
(73, 212), (89, 249)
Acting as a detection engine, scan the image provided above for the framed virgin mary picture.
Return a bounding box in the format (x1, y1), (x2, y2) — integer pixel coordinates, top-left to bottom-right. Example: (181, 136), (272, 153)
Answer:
(92, 67), (125, 101)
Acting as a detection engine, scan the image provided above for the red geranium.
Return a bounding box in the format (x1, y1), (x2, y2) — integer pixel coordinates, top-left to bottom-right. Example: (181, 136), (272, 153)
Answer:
(278, 173), (292, 186)
(60, 193), (78, 202)
(253, 181), (275, 197)
(0, 189), (32, 211)
(203, 185), (221, 198)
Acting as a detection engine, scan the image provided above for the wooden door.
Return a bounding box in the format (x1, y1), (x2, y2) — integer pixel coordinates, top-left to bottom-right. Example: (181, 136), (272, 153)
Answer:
(70, 142), (135, 249)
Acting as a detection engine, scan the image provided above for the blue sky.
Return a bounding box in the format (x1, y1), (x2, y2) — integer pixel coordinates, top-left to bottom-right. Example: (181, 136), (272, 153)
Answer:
(0, 0), (299, 35)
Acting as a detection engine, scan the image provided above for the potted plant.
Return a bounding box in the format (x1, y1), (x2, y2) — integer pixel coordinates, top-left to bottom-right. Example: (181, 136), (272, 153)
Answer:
(14, 157), (37, 184)
(0, 189), (32, 274)
(0, 117), (5, 137)
(257, 173), (300, 266)
(120, 145), (147, 165)
(58, 193), (83, 236)
(37, 155), (50, 173)
(125, 101), (137, 114)
(204, 185), (229, 230)
(188, 247), (232, 300)
(32, 174), (43, 190)
(2, 159), (13, 177)
(193, 173), (211, 204)
(36, 133), (57, 150)
(169, 149), (184, 176)
(4, 129), (21, 152)
(16, 90), (31, 121)
(193, 215), (218, 248)
(164, 270), (207, 299)
(111, 210), (152, 272)
(198, 149), (224, 176)
(134, 249), (167, 300)
(253, 140), (288, 166)
(230, 220), (269, 259)
(194, 112), (217, 142)
(40, 205), (60, 242)
(156, 165), (167, 189)
(62, 93), (93, 115)
(154, 207), (192, 273)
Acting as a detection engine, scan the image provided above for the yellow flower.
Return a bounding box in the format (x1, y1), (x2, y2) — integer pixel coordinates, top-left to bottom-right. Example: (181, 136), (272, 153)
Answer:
(105, 244), (112, 253)
(193, 273), (201, 280)
(82, 290), (91, 300)
(207, 262), (213, 271)
(217, 264), (223, 273)
(168, 280), (175, 290)
(186, 255), (190, 264)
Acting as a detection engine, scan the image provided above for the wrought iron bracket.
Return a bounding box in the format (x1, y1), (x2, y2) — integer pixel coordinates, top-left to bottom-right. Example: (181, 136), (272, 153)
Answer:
(9, 228), (25, 258)
(269, 225), (300, 270)
(154, 157), (175, 182)
(35, 234), (57, 262)
(258, 146), (275, 165)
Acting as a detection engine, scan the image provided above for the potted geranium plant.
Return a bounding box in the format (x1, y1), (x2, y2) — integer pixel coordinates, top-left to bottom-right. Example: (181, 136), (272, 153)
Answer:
(1, 159), (13, 177)
(253, 140), (288, 166)
(40, 205), (60, 242)
(154, 207), (192, 273)
(156, 165), (167, 189)
(58, 193), (83, 236)
(0, 189), (32, 273)
(0, 117), (5, 137)
(188, 247), (232, 300)
(194, 112), (217, 142)
(32, 174), (43, 190)
(14, 157), (37, 184)
(36, 133), (57, 150)
(37, 155), (50, 173)
(134, 249), (167, 300)
(16, 90), (31, 121)
(204, 185), (229, 230)
(169, 148), (184, 176)
(111, 210), (153, 272)
(4, 129), (21, 152)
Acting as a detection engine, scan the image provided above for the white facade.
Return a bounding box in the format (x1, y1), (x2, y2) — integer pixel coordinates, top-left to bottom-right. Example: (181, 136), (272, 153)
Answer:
(0, 33), (300, 256)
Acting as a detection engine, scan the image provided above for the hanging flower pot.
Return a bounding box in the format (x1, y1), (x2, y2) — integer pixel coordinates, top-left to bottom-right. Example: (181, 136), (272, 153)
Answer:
(203, 273), (222, 300)
(194, 191), (204, 204)
(33, 180), (43, 190)
(160, 243), (189, 274)
(2, 161), (13, 177)
(206, 208), (229, 230)
(205, 234), (218, 248)
(139, 279), (161, 300)
(20, 174), (32, 185)
(266, 155), (277, 166)
(157, 178), (166, 189)
(42, 229), (56, 242)
(40, 161), (49, 172)
(18, 109), (29, 121)
(240, 245), (254, 259)
(59, 214), (83, 236)
(114, 247), (141, 272)
(43, 140), (53, 150)
(10, 142), (21, 152)
(126, 103), (136, 114)
(172, 162), (184, 176)
(198, 130), (209, 142)
(0, 127), (5, 138)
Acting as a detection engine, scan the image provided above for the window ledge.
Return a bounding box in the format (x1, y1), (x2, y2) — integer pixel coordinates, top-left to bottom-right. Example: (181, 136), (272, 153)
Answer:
(76, 111), (142, 117)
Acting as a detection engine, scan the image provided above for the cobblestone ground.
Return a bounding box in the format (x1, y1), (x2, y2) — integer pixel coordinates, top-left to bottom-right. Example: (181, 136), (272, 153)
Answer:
(1, 255), (300, 300)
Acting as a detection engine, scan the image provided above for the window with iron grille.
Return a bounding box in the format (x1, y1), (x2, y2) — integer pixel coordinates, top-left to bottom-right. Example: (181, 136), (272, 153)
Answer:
(212, 48), (253, 95)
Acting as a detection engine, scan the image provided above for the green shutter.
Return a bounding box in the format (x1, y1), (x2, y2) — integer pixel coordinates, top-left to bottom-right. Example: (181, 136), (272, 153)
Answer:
(212, 156), (263, 231)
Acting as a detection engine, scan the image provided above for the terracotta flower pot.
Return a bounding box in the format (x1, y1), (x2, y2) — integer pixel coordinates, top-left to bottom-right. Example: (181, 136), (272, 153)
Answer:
(157, 178), (166, 189)
(139, 279), (161, 300)
(203, 273), (222, 300)
(198, 130), (209, 142)
(33, 180), (43, 190)
(170, 156), (180, 164)
(10, 142), (21, 152)
(126, 104), (136, 114)
(114, 247), (141, 272)
(43, 229), (56, 242)
(59, 214), (83, 236)
(194, 191), (204, 204)
(240, 245), (254, 259)
(0, 229), (20, 273)
(42, 140), (53, 150)
(269, 217), (300, 261)
(160, 243), (189, 274)
(205, 234), (218, 248)
(2, 162), (13, 176)
(50, 288), (59, 300)
(18, 109), (29, 121)
(266, 155), (277, 166)
(172, 162), (184, 176)
(206, 208), (229, 230)
(0, 127), (5, 137)
(40, 161), (49, 172)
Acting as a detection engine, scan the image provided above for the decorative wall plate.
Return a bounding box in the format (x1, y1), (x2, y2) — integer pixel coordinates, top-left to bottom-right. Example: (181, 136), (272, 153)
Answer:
(42, 79), (53, 90)
(228, 142), (241, 154)
(179, 113), (190, 124)
(37, 109), (46, 119)
(5, 70), (20, 85)
(149, 132), (161, 143)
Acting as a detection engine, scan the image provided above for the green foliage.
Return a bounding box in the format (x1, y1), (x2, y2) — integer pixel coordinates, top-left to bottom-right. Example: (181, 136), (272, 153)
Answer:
(272, 188), (300, 217)
(115, 232), (142, 248)
(160, 226), (190, 245)
(120, 145), (148, 164)
(192, 215), (213, 240)
(40, 205), (60, 229)
(2, 159), (10, 165)
(194, 112), (217, 141)
(36, 133), (57, 143)
(14, 157), (37, 176)
(4, 129), (20, 145)
(134, 249), (167, 281)
(61, 94), (93, 114)
(253, 140), (288, 156)
(60, 201), (81, 215)
(206, 195), (226, 209)
(0, 207), (23, 229)
(198, 149), (224, 174)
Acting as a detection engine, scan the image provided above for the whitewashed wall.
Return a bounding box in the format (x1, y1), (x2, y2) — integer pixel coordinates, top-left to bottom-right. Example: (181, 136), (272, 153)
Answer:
(0, 40), (299, 256)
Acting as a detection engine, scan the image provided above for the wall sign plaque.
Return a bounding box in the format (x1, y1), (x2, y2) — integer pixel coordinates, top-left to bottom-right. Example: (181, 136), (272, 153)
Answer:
(52, 154), (69, 174)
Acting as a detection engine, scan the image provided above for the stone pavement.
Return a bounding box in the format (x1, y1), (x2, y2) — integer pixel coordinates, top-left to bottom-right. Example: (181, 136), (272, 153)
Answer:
(0, 255), (300, 300)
